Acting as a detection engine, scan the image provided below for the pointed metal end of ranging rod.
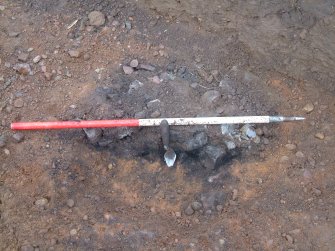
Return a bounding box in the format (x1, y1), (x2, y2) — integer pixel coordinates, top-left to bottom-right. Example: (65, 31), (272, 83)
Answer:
(269, 116), (306, 123)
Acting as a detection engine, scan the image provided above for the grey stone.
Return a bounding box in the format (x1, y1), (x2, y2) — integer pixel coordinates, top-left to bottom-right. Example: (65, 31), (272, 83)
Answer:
(191, 201), (203, 211)
(128, 80), (143, 93)
(241, 125), (256, 139)
(123, 65), (134, 75)
(147, 99), (161, 109)
(14, 98), (24, 108)
(68, 50), (81, 58)
(184, 205), (194, 216)
(150, 110), (161, 118)
(138, 64), (156, 71)
(285, 143), (297, 151)
(67, 199), (75, 208)
(13, 63), (32, 75)
(20, 245), (34, 251)
(116, 128), (133, 139)
(8, 31), (20, 37)
(225, 141), (236, 150)
(0, 135), (6, 148)
(201, 90), (221, 106)
(134, 111), (146, 119)
(83, 128), (102, 144)
(130, 59), (139, 68)
(12, 133), (24, 143)
(199, 145), (226, 169)
(125, 21), (132, 30)
(18, 53), (29, 62)
(296, 151), (305, 158)
(182, 132), (208, 151)
(35, 198), (48, 207)
(88, 11), (105, 26)
(33, 55), (41, 63)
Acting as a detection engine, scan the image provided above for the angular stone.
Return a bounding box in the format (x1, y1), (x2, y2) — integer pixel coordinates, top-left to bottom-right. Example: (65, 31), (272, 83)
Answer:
(200, 145), (226, 169)
(182, 132), (208, 152)
(68, 50), (81, 58)
(18, 53), (29, 62)
(201, 90), (221, 106)
(12, 132), (25, 142)
(83, 128), (102, 144)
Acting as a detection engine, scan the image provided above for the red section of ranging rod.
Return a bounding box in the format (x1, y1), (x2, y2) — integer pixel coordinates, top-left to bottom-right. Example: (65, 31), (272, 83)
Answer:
(11, 119), (140, 130)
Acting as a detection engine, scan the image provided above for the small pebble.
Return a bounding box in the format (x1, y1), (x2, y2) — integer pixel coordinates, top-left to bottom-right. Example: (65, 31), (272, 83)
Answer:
(68, 50), (81, 58)
(83, 215), (88, 220)
(175, 211), (181, 218)
(285, 234), (294, 244)
(130, 59), (139, 68)
(184, 206), (194, 216)
(312, 188), (322, 196)
(70, 229), (77, 236)
(4, 148), (10, 155)
(191, 201), (202, 211)
(122, 65), (134, 75)
(150, 111), (161, 118)
(295, 151), (305, 158)
(314, 132), (325, 140)
(285, 143), (297, 151)
(67, 199), (75, 208)
(216, 205), (223, 212)
(263, 138), (270, 145)
(0, 135), (6, 148)
(18, 53), (29, 62)
(33, 55), (41, 63)
(12, 133), (25, 143)
(232, 189), (238, 201)
(303, 103), (314, 113)
(14, 98), (24, 108)
(35, 198), (48, 207)
(280, 156), (289, 163)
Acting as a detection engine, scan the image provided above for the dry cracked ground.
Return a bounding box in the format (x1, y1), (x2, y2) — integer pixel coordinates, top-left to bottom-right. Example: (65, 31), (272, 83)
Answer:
(0, 0), (335, 250)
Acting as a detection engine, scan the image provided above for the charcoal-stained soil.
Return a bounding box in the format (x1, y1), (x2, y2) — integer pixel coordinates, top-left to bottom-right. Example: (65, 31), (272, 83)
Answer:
(0, 0), (334, 250)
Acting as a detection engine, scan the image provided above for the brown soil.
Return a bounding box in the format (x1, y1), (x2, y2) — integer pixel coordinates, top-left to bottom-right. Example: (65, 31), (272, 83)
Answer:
(0, 0), (334, 250)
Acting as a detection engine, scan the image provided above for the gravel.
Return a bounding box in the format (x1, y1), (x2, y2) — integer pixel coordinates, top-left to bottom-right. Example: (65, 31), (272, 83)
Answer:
(0, 135), (6, 148)
(14, 98), (24, 108)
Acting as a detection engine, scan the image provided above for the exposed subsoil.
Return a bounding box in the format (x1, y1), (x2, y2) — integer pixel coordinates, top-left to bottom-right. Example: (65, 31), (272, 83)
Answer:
(0, 0), (334, 250)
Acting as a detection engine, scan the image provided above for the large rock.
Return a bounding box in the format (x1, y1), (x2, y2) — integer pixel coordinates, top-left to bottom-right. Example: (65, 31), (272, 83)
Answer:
(88, 11), (105, 26)
(199, 145), (226, 169)
(182, 132), (208, 152)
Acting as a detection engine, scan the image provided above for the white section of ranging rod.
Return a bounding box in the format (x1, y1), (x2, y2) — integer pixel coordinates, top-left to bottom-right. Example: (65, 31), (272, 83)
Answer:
(138, 116), (305, 127)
